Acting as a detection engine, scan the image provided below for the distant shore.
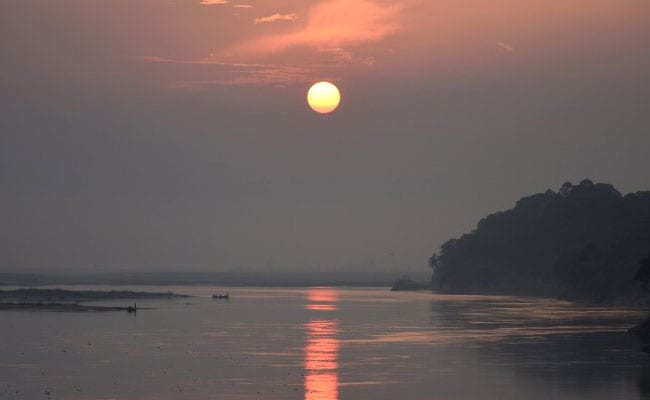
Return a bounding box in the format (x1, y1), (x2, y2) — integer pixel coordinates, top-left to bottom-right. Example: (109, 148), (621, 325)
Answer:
(390, 278), (432, 291)
(0, 302), (144, 312)
(0, 271), (425, 288)
(0, 288), (188, 312)
(0, 288), (189, 302)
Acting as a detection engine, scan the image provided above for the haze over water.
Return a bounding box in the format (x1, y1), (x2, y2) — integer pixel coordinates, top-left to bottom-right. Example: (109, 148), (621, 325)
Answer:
(1, 286), (648, 400)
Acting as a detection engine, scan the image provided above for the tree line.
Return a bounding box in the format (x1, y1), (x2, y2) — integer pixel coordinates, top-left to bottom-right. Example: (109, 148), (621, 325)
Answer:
(429, 180), (650, 303)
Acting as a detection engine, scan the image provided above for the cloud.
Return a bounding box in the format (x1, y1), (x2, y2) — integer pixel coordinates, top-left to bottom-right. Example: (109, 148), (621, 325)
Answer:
(136, 0), (402, 88)
(226, 0), (402, 57)
(133, 55), (313, 88)
(497, 41), (515, 52)
(200, 0), (228, 5)
(201, 0), (253, 8)
(254, 13), (298, 24)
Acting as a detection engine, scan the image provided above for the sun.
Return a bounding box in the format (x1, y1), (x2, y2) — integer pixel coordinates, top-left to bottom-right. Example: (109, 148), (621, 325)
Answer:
(307, 81), (341, 114)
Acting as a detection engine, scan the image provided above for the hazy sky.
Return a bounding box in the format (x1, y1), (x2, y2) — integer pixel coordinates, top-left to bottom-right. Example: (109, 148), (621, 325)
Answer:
(1, 0), (649, 272)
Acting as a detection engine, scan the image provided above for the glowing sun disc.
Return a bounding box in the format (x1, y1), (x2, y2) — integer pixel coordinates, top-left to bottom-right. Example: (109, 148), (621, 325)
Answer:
(307, 81), (341, 114)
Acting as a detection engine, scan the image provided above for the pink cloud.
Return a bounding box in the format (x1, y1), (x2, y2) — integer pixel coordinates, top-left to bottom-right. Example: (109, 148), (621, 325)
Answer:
(135, 0), (402, 88)
(254, 13), (298, 24)
(497, 41), (515, 52)
(226, 0), (402, 58)
(200, 0), (228, 5)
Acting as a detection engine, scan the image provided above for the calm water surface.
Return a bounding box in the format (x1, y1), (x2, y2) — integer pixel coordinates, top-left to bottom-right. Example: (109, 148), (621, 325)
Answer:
(1, 286), (649, 399)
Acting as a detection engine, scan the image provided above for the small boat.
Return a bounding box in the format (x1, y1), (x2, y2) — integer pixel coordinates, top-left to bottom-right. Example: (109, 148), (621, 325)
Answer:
(212, 292), (229, 300)
(126, 304), (137, 313)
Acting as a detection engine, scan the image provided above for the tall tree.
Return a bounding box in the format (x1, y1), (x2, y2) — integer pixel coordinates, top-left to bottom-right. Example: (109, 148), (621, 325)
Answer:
(636, 254), (650, 292)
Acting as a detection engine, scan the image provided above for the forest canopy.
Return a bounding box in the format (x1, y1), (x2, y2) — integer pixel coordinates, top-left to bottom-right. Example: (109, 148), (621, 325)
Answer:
(430, 180), (650, 302)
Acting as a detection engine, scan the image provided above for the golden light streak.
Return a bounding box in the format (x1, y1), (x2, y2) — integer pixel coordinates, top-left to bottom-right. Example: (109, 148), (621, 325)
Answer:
(304, 287), (340, 400)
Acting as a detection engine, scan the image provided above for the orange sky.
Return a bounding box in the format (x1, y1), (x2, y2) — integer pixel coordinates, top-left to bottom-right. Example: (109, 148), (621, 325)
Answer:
(119, 0), (650, 89)
(4, 0), (647, 91)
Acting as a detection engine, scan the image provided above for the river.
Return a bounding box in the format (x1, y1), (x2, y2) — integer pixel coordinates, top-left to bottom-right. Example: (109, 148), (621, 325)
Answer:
(1, 286), (648, 399)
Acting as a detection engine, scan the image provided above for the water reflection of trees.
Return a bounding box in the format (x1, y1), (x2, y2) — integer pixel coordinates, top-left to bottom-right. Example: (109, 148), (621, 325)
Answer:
(429, 296), (650, 398)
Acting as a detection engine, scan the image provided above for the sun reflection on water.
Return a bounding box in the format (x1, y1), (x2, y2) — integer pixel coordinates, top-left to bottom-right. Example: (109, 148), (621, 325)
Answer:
(306, 287), (339, 311)
(305, 288), (339, 400)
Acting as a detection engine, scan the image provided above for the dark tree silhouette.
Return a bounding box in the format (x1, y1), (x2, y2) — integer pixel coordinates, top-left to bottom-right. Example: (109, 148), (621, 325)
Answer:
(633, 253), (650, 349)
(430, 180), (650, 301)
(560, 181), (574, 196)
(428, 253), (439, 271)
(428, 253), (439, 283)
(636, 254), (650, 292)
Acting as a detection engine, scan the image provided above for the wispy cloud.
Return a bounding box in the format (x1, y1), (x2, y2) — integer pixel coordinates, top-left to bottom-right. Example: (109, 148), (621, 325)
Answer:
(497, 41), (515, 52)
(200, 0), (228, 5)
(201, 1), (255, 10)
(254, 13), (298, 24)
(137, 0), (402, 88)
(226, 0), (402, 57)
(133, 55), (313, 88)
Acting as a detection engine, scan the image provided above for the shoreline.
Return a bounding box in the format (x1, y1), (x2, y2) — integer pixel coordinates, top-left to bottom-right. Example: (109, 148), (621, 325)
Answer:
(0, 302), (152, 312)
(0, 288), (190, 302)
(0, 288), (185, 312)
